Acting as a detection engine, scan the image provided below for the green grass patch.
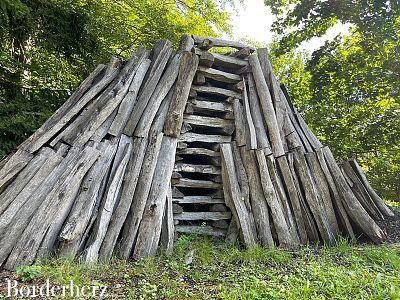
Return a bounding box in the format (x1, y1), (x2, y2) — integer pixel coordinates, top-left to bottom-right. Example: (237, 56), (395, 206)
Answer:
(4, 236), (400, 299)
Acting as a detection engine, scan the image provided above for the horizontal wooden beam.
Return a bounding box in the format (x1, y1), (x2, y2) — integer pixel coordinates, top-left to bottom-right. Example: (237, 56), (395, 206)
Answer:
(174, 163), (221, 175)
(176, 147), (220, 157)
(192, 85), (242, 99)
(175, 225), (226, 237)
(192, 36), (255, 51)
(173, 196), (225, 204)
(171, 178), (222, 189)
(174, 211), (231, 221)
(179, 132), (231, 143)
(197, 66), (241, 83)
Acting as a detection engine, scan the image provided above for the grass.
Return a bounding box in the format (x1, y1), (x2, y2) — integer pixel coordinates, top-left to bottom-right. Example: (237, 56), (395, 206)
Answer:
(3, 236), (399, 299)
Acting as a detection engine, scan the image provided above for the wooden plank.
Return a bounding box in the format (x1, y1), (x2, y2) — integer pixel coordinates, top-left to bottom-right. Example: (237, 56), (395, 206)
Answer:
(176, 147), (220, 157)
(22, 59), (121, 153)
(192, 36), (255, 51)
(0, 149), (33, 191)
(179, 132), (231, 143)
(84, 141), (133, 263)
(192, 85), (242, 99)
(132, 136), (177, 259)
(172, 178), (222, 189)
(179, 34), (194, 52)
(174, 163), (221, 175)
(190, 98), (232, 114)
(173, 196), (225, 204)
(184, 114), (234, 134)
(163, 52), (199, 137)
(255, 149), (298, 248)
(231, 47), (252, 59)
(108, 57), (151, 136)
(242, 78), (257, 149)
(91, 109), (118, 142)
(195, 48), (248, 69)
(247, 74), (271, 152)
(348, 159), (393, 217)
(134, 53), (182, 137)
(124, 40), (173, 136)
(199, 51), (214, 67)
(249, 55), (285, 157)
(220, 143), (257, 247)
(322, 146), (385, 243)
(197, 66), (241, 83)
(174, 211), (231, 221)
(58, 140), (118, 258)
(233, 99), (247, 146)
(175, 225), (226, 237)
(100, 133), (163, 261)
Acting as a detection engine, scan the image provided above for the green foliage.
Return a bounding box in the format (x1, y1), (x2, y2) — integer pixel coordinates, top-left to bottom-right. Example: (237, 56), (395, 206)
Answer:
(14, 238), (400, 299)
(15, 265), (43, 282)
(264, 0), (400, 200)
(0, 0), (232, 158)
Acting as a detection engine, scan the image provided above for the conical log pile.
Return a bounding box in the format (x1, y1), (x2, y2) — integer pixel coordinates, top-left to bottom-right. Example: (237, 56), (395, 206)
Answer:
(0, 35), (393, 270)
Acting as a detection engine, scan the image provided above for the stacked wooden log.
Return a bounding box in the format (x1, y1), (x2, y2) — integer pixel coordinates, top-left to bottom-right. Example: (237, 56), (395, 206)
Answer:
(0, 35), (392, 270)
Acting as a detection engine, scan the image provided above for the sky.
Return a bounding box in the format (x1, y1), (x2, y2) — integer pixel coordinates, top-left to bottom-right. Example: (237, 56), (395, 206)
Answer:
(225, 0), (352, 53)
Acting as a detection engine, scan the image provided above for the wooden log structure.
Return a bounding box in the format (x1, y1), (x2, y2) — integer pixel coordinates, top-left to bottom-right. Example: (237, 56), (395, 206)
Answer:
(0, 35), (392, 270)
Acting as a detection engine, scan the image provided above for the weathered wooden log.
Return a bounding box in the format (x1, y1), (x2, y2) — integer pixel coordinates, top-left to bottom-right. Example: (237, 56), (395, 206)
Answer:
(198, 51), (214, 67)
(242, 78), (258, 149)
(164, 52), (199, 137)
(348, 159), (393, 217)
(19, 62), (112, 153)
(134, 53), (182, 137)
(124, 40), (173, 135)
(174, 163), (221, 175)
(197, 66), (241, 83)
(5, 146), (100, 269)
(191, 85), (242, 99)
(174, 212), (231, 221)
(172, 178), (222, 189)
(132, 136), (177, 259)
(233, 99), (247, 147)
(247, 74), (272, 152)
(184, 114), (234, 135)
(176, 147), (220, 157)
(194, 73), (206, 85)
(0, 149), (33, 192)
(315, 149), (355, 238)
(173, 196), (224, 204)
(179, 34), (194, 52)
(108, 56), (151, 136)
(249, 55), (285, 157)
(58, 140), (118, 257)
(195, 48), (248, 70)
(193, 36), (255, 51)
(179, 132), (231, 143)
(239, 147), (274, 247)
(91, 109), (118, 142)
(220, 143), (257, 247)
(255, 149), (298, 248)
(231, 47), (252, 59)
(276, 155), (308, 244)
(322, 147), (385, 243)
(84, 140), (133, 263)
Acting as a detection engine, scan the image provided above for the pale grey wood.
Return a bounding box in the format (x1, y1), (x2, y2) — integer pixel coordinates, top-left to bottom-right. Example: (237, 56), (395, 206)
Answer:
(176, 225), (226, 237)
(174, 211), (231, 221)
(194, 73), (206, 85)
(0, 150), (63, 266)
(249, 55), (285, 157)
(134, 53), (182, 137)
(5, 146), (100, 269)
(316, 148), (355, 239)
(58, 140), (118, 257)
(91, 108), (118, 142)
(199, 51), (214, 67)
(19, 63), (108, 152)
(174, 163), (221, 175)
(293, 148), (336, 244)
(0, 149), (33, 191)
(180, 122), (192, 134)
(305, 152), (340, 237)
(190, 99), (233, 115)
(192, 85), (242, 99)
(242, 78), (258, 149)
(247, 74), (271, 152)
(164, 52), (199, 137)
(0, 147), (53, 215)
(220, 143), (257, 247)
(231, 47), (252, 58)
(84, 141), (133, 263)
(132, 136), (177, 259)
(160, 184), (174, 253)
(173, 196), (225, 204)
(176, 147), (220, 157)
(108, 58), (151, 136)
(322, 147), (385, 243)
(255, 149), (298, 248)
(23, 59), (121, 153)
(239, 147), (274, 246)
(192, 36), (255, 51)
(195, 48), (248, 69)
(276, 155), (308, 244)
(172, 178), (222, 189)
(124, 40), (173, 136)
(233, 99), (247, 147)
(179, 34), (194, 52)
(179, 132), (231, 143)
(172, 187), (185, 198)
(349, 159), (393, 217)
(184, 114), (234, 134)
(112, 133), (163, 260)
(197, 66), (241, 83)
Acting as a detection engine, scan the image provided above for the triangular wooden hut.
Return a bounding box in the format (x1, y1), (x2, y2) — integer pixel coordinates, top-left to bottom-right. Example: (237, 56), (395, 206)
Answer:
(0, 35), (393, 270)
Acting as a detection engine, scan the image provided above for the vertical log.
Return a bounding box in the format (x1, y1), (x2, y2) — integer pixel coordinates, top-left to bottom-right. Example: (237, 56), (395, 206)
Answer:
(232, 99), (247, 147)
(0, 150), (33, 191)
(242, 78), (258, 149)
